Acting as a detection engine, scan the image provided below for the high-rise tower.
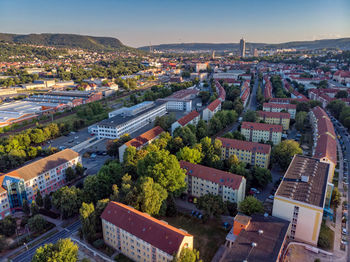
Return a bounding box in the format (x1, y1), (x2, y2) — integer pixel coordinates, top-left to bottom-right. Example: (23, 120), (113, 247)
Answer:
(239, 38), (246, 58)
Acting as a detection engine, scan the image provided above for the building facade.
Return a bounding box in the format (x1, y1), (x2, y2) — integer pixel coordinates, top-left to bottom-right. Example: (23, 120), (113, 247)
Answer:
(171, 110), (200, 135)
(95, 101), (167, 139)
(202, 99), (221, 122)
(101, 201), (194, 262)
(180, 161), (246, 204)
(272, 155), (331, 245)
(218, 137), (271, 168)
(0, 149), (81, 219)
(257, 111), (291, 130)
(118, 126), (164, 162)
(241, 122), (283, 145)
(263, 103), (296, 119)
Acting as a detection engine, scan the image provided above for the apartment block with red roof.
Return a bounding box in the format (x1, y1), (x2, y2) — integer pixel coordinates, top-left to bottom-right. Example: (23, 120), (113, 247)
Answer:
(257, 111), (291, 130)
(309, 106), (337, 182)
(171, 110), (200, 135)
(0, 149), (81, 219)
(101, 201), (194, 262)
(202, 99), (221, 121)
(218, 137), (271, 168)
(118, 126), (164, 162)
(263, 103), (296, 119)
(241, 122), (283, 145)
(180, 161), (246, 204)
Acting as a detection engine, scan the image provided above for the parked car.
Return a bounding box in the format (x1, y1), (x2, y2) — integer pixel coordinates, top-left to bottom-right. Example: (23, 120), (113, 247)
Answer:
(268, 195), (274, 200)
(342, 228), (347, 235)
(251, 188), (260, 194)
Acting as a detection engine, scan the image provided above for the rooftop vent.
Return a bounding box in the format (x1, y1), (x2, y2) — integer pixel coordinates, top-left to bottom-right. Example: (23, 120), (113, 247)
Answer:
(301, 175), (309, 182)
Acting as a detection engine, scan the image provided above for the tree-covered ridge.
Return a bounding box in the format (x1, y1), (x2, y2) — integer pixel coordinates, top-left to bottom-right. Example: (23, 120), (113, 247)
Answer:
(0, 42), (68, 62)
(0, 33), (128, 51)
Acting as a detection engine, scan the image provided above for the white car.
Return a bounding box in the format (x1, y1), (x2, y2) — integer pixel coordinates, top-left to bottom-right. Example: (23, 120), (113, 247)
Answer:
(342, 228), (347, 235)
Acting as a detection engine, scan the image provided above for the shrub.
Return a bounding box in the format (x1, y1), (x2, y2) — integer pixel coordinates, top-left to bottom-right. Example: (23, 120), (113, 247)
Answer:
(93, 239), (105, 249)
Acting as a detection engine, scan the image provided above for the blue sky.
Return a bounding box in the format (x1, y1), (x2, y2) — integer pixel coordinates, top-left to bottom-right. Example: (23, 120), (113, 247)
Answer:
(0, 0), (349, 47)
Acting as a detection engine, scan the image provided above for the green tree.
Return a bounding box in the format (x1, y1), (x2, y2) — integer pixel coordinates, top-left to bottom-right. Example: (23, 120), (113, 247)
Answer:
(335, 90), (348, 98)
(196, 194), (227, 218)
(196, 120), (208, 140)
(138, 177), (168, 216)
(177, 147), (202, 164)
(44, 195), (52, 210)
(239, 196), (264, 216)
(272, 140), (302, 170)
(0, 216), (16, 237)
(23, 199), (30, 215)
(30, 202), (39, 216)
(174, 248), (202, 262)
(65, 167), (76, 182)
(137, 150), (186, 193)
(95, 199), (110, 232)
(327, 100), (346, 118)
(52, 186), (82, 218)
(75, 163), (84, 176)
(32, 238), (78, 262)
(331, 187), (341, 209)
(251, 167), (272, 189)
(28, 215), (47, 233)
(80, 202), (96, 242)
(295, 111), (307, 131)
(36, 191), (43, 207)
(243, 110), (258, 122)
(173, 126), (197, 146)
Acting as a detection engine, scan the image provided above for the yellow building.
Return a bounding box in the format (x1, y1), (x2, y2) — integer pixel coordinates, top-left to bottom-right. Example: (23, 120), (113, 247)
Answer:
(218, 137), (271, 168)
(101, 201), (193, 262)
(257, 111), (290, 130)
(180, 161), (246, 204)
(241, 121), (283, 145)
(272, 155), (331, 246)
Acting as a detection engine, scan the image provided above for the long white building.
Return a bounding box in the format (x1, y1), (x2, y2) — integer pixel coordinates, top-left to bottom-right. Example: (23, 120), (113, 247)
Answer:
(95, 101), (167, 139)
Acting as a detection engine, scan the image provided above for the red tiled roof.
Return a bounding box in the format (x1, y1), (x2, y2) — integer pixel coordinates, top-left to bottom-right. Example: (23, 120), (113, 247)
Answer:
(207, 99), (221, 111)
(241, 121), (283, 132)
(313, 134), (337, 164)
(125, 126), (164, 148)
(177, 111), (200, 126)
(263, 103), (296, 110)
(180, 161), (243, 190)
(258, 111), (290, 119)
(218, 137), (271, 154)
(318, 118), (336, 138)
(101, 201), (192, 255)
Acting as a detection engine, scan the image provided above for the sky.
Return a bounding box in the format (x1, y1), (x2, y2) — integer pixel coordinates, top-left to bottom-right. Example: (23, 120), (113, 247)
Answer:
(0, 0), (349, 47)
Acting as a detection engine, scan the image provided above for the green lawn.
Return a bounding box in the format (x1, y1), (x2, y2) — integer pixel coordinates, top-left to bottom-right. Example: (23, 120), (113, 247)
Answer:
(162, 215), (227, 262)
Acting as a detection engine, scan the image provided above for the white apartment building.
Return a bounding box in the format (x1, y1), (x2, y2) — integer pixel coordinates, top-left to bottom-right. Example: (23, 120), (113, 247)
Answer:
(241, 122), (283, 145)
(272, 155), (331, 246)
(95, 101), (167, 139)
(202, 99), (221, 122)
(101, 201), (194, 262)
(180, 161), (246, 204)
(171, 110), (200, 135)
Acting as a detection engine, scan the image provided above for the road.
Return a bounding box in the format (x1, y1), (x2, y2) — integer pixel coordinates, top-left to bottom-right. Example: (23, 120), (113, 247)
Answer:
(12, 221), (81, 262)
(246, 75), (259, 112)
(330, 115), (350, 261)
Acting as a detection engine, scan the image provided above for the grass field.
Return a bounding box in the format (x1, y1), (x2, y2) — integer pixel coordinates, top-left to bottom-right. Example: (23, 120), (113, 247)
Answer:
(162, 214), (227, 262)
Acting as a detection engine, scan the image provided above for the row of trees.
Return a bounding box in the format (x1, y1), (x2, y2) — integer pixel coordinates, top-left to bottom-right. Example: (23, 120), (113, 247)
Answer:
(270, 75), (289, 98)
(327, 100), (350, 129)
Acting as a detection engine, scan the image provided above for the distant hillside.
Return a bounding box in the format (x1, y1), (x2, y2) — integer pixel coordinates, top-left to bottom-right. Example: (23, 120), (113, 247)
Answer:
(140, 38), (350, 52)
(0, 33), (128, 51)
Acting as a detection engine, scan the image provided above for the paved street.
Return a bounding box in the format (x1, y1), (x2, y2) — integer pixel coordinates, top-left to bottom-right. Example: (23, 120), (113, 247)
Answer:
(330, 114), (350, 261)
(246, 76), (259, 111)
(11, 221), (81, 262)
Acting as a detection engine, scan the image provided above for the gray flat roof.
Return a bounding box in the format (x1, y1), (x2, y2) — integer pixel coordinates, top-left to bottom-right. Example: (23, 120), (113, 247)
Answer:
(98, 101), (166, 128)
